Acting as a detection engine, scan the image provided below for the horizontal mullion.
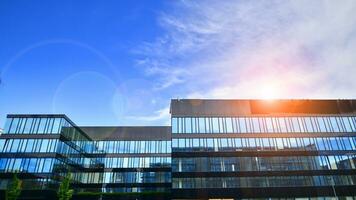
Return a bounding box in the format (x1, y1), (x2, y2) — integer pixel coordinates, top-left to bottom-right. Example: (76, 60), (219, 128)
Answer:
(171, 186), (356, 198)
(173, 169), (356, 177)
(73, 182), (171, 188)
(71, 167), (171, 172)
(0, 152), (57, 158)
(172, 133), (356, 138)
(172, 150), (356, 157)
(0, 134), (60, 139)
(88, 153), (171, 157)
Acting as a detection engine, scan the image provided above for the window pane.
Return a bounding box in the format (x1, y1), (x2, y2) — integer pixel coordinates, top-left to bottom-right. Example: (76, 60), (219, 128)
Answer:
(317, 117), (327, 132)
(185, 118), (192, 133)
(37, 118), (47, 133)
(330, 117), (340, 132)
(179, 118), (184, 134)
(3, 118), (13, 134)
(10, 140), (19, 152)
(191, 118), (197, 133)
(17, 119), (25, 134)
(239, 118), (247, 133)
(52, 118), (62, 134)
(303, 117), (314, 132)
(172, 118), (178, 134)
(25, 139), (34, 152)
(43, 159), (52, 172)
(23, 118), (33, 133)
(291, 118), (300, 132)
(226, 118), (233, 133)
(9, 118), (19, 133)
(40, 139), (49, 152)
(0, 139), (5, 152)
(212, 118), (219, 133)
(342, 117), (353, 132)
(198, 118), (206, 133)
(251, 118), (260, 133)
(266, 118), (274, 133)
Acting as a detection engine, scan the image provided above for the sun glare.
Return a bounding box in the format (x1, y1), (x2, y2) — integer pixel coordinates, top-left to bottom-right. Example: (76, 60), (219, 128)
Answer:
(259, 84), (279, 100)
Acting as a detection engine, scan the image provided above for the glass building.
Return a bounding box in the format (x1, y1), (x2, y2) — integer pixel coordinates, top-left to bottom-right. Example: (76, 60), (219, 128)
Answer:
(0, 99), (356, 199)
(170, 99), (356, 199)
(0, 115), (171, 199)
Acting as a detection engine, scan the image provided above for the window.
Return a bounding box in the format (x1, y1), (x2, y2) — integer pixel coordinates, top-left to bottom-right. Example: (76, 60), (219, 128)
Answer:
(207, 139), (214, 150)
(291, 118), (301, 132)
(23, 118), (33, 133)
(0, 159), (7, 171)
(239, 118), (247, 133)
(198, 118), (206, 133)
(28, 159), (37, 172)
(0, 140), (5, 152)
(212, 118), (219, 133)
(185, 118), (192, 133)
(317, 117), (326, 132)
(191, 118), (197, 133)
(342, 117), (353, 132)
(302, 117), (312, 132)
(176, 118), (182, 134)
(37, 118), (47, 133)
(330, 117), (340, 132)
(172, 118), (178, 134)
(251, 118), (260, 133)
(3, 118), (13, 134)
(52, 118), (62, 134)
(10, 140), (19, 152)
(265, 118), (274, 133)
(42, 158), (52, 173)
(25, 139), (34, 152)
(9, 118), (19, 133)
(40, 139), (49, 152)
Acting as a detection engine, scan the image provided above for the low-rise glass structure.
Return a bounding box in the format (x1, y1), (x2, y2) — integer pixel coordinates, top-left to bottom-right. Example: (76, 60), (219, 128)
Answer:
(0, 99), (355, 199)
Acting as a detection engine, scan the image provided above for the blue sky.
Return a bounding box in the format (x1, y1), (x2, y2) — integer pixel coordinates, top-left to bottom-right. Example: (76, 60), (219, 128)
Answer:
(1, 0), (356, 127)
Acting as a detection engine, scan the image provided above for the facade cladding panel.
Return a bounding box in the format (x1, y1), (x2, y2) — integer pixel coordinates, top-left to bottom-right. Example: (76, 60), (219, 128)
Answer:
(0, 99), (354, 199)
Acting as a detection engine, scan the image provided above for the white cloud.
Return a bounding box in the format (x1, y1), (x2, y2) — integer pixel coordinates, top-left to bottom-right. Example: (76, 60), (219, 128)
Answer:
(137, 0), (356, 101)
(126, 106), (170, 125)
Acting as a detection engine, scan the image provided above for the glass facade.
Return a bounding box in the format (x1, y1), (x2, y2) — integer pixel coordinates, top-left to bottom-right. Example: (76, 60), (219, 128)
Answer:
(0, 139), (58, 153)
(0, 158), (56, 173)
(0, 115), (171, 196)
(72, 172), (171, 184)
(172, 137), (355, 151)
(101, 157), (171, 168)
(170, 99), (356, 199)
(1, 99), (356, 199)
(4, 117), (68, 134)
(95, 140), (171, 154)
(172, 116), (356, 134)
(172, 116), (356, 193)
(0, 115), (101, 192)
(173, 175), (356, 188)
(172, 156), (356, 172)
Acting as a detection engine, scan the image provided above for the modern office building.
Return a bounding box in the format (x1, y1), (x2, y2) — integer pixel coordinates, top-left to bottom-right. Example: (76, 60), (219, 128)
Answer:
(0, 99), (356, 199)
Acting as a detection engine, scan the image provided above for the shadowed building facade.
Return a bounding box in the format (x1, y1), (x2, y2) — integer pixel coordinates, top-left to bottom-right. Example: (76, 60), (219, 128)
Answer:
(0, 99), (355, 199)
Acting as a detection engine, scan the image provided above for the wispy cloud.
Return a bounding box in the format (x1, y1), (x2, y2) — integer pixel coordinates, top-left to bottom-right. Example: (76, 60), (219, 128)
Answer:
(127, 106), (170, 125)
(136, 0), (356, 100)
(132, 0), (356, 124)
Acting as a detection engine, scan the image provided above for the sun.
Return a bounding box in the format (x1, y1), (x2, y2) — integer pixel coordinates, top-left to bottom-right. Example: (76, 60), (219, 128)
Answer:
(259, 84), (280, 100)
